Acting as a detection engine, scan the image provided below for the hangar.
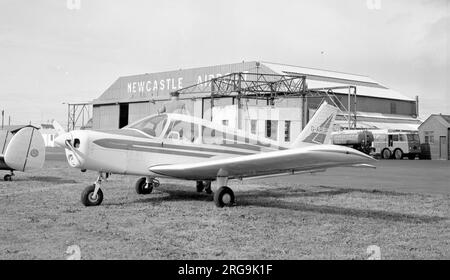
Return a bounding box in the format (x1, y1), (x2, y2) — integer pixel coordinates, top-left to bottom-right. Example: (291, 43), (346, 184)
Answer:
(92, 61), (421, 145)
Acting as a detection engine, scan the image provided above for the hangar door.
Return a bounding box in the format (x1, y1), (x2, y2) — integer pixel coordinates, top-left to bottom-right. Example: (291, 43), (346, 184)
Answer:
(119, 103), (129, 128)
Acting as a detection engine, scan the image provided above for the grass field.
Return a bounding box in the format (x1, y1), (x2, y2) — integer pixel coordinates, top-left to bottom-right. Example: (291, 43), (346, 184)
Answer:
(0, 150), (448, 259)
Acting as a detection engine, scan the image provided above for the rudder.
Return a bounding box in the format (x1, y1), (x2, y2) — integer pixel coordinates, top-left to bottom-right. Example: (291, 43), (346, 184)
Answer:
(290, 101), (338, 148)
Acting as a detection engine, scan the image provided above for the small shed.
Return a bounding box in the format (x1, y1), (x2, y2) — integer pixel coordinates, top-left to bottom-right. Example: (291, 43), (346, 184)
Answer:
(418, 114), (450, 160)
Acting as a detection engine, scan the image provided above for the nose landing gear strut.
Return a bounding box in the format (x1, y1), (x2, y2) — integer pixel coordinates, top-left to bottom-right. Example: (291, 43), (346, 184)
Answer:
(81, 172), (108, 206)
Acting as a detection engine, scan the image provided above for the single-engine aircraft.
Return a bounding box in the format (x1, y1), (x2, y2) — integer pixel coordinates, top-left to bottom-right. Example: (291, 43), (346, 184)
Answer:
(0, 126), (46, 181)
(55, 102), (375, 207)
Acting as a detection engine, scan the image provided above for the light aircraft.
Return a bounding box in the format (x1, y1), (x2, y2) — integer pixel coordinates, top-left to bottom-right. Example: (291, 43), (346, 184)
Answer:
(0, 126), (46, 181)
(55, 102), (375, 207)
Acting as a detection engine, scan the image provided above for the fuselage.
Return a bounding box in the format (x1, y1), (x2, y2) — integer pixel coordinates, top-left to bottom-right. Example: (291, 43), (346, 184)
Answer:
(55, 113), (374, 179)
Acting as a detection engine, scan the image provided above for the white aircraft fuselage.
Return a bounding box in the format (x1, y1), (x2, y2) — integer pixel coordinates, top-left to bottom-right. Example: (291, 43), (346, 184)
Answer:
(56, 114), (373, 179)
(55, 104), (376, 207)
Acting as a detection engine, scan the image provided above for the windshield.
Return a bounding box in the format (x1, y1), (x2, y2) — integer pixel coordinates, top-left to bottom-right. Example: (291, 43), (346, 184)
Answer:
(407, 134), (420, 142)
(127, 114), (168, 137)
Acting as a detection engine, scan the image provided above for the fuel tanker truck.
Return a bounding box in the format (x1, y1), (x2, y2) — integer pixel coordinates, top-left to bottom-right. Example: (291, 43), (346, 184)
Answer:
(331, 130), (374, 155)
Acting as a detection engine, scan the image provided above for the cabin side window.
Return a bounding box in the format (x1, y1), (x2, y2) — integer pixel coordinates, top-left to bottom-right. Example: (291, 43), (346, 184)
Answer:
(165, 120), (199, 143)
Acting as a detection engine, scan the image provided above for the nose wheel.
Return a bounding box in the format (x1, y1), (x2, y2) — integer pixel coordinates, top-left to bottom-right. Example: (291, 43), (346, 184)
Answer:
(81, 172), (107, 206)
(81, 184), (104, 206)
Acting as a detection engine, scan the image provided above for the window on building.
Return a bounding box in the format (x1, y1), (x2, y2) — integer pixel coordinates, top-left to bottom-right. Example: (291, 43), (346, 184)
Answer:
(390, 102), (397, 114)
(266, 120), (278, 140)
(284, 121), (291, 142)
(222, 120), (229, 126)
(425, 131), (435, 144)
(202, 126), (223, 145)
(250, 120), (257, 135)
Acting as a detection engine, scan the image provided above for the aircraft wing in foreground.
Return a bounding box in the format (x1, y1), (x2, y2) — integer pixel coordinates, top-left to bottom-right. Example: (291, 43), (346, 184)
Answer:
(55, 101), (375, 207)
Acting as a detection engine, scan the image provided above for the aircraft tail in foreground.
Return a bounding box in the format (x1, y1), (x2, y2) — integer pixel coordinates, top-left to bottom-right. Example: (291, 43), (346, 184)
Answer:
(290, 101), (338, 148)
(2, 127), (45, 172)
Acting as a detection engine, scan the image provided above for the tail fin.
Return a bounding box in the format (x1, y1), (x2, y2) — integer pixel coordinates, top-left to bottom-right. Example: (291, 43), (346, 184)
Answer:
(290, 101), (338, 148)
(4, 127), (45, 171)
(52, 120), (66, 135)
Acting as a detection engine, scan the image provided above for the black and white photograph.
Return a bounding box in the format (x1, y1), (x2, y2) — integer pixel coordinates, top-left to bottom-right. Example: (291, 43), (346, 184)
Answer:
(0, 0), (448, 263)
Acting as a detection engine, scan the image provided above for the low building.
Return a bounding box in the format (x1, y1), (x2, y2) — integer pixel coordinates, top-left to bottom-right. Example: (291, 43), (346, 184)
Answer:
(418, 114), (450, 160)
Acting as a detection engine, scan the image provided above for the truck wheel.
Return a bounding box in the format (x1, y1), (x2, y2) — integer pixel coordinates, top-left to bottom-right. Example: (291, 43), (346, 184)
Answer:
(381, 149), (391, 159)
(394, 149), (403, 160)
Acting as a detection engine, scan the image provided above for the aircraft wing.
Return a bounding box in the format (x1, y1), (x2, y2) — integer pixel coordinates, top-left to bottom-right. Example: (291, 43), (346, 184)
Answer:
(149, 145), (375, 181)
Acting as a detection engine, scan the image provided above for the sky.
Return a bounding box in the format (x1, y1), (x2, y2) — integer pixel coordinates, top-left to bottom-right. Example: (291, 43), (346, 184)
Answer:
(0, 0), (448, 126)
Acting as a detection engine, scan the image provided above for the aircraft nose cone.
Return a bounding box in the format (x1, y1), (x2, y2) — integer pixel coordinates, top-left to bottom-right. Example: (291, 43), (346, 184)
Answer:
(55, 132), (71, 148)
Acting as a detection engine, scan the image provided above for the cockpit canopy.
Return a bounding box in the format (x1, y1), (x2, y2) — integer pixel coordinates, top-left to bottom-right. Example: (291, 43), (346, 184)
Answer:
(125, 114), (199, 142)
(124, 113), (278, 149)
(126, 114), (168, 138)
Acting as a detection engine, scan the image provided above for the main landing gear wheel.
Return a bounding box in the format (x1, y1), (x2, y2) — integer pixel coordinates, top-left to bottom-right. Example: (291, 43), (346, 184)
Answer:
(4, 174), (12, 181)
(214, 186), (235, 208)
(81, 185), (103, 206)
(196, 181), (204, 193)
(135, 177), (157, 195)
(196, 181), (212, 194)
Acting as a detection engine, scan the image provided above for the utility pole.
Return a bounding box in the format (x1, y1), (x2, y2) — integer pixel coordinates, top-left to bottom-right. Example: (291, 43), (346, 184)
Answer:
(1, 110), (4, 129)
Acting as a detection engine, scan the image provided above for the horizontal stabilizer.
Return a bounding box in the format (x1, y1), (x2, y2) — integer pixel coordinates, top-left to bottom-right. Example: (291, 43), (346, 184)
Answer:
(4, 127), (45, 171)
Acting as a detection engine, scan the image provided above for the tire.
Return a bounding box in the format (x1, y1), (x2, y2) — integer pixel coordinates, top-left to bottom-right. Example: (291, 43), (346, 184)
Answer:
(408, 154), (416, 160)
(394, 149), (403, 160)
(3, 174), (12, 181)
(381, 149), (392, 159)
(196, 181), (204, 193)
(135, 177), (152, 195)
(214, 186), (235, 208)
(81, 185), (103, 207)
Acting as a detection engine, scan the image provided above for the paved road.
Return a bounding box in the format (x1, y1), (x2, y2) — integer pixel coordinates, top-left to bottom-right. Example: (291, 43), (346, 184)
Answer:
(260, 160), (450, 195)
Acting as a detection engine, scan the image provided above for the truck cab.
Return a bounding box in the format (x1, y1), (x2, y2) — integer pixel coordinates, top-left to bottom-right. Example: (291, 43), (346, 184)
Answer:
(371, 130), (421, 159)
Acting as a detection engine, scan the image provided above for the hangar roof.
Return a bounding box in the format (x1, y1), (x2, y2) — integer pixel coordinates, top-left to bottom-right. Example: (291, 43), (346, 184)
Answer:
(94, 61), (416, 104)
(261, 61), (415, 101)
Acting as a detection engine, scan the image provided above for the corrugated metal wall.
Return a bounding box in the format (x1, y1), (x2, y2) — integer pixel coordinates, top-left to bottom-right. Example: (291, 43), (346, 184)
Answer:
(129, 102), (157, 124)
(93, 104), (119, 129)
